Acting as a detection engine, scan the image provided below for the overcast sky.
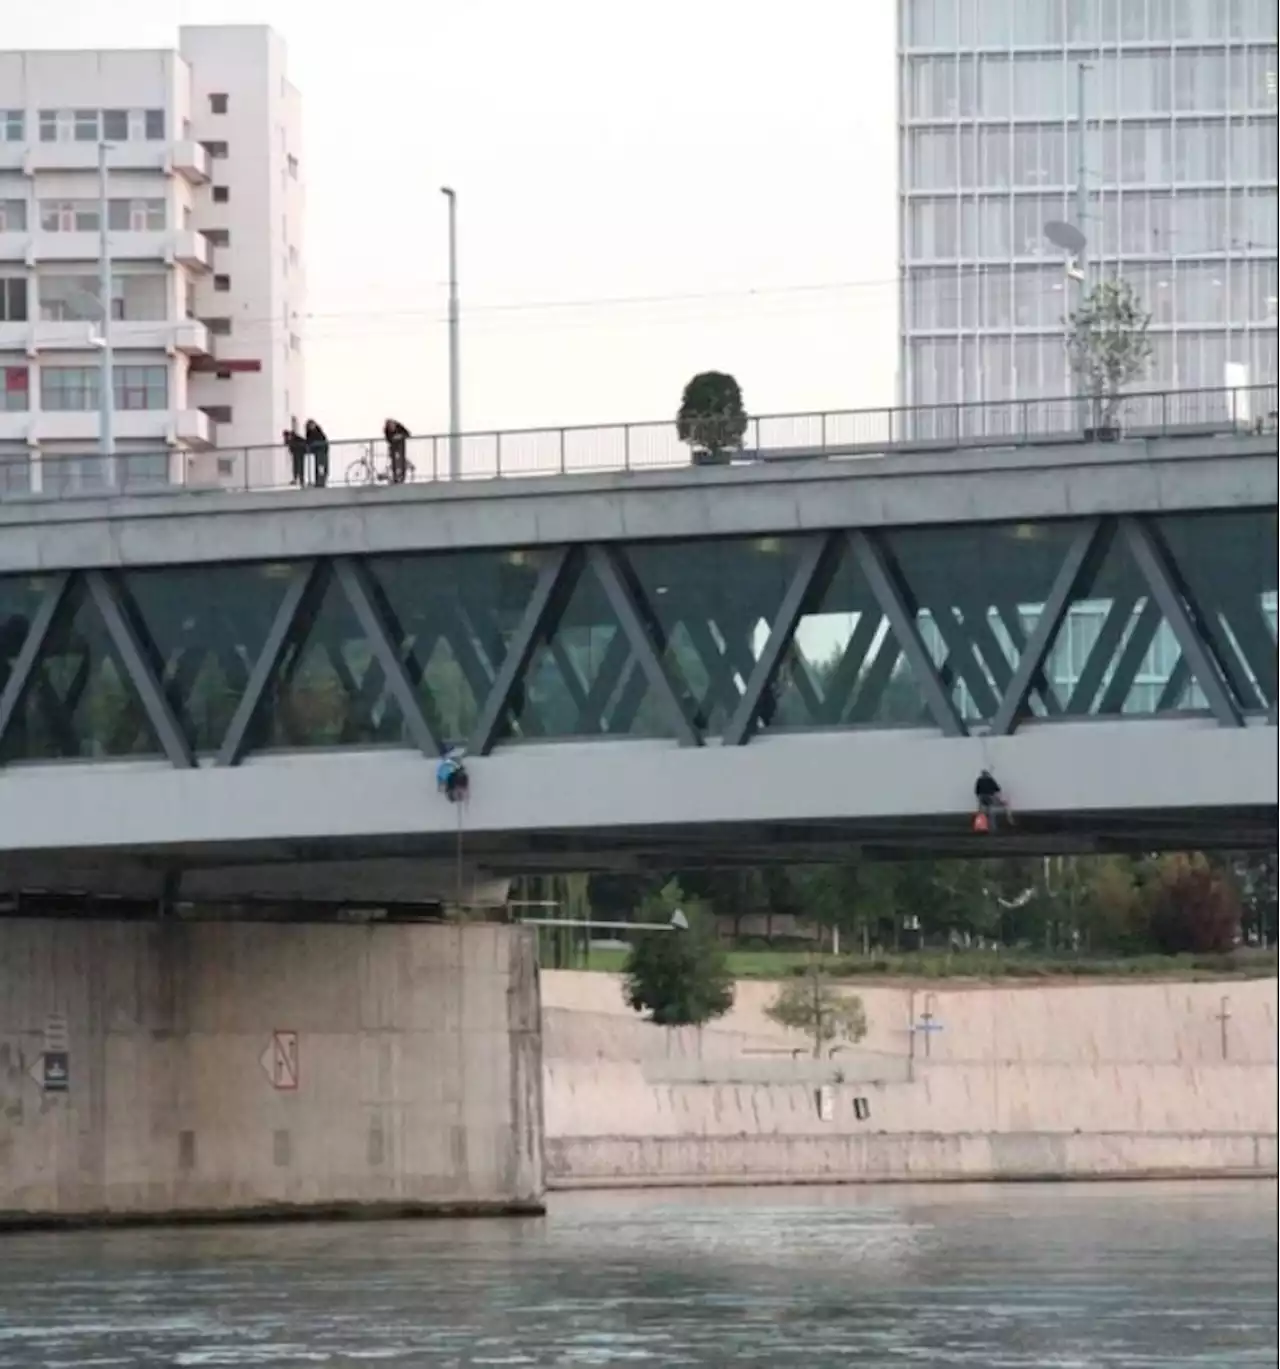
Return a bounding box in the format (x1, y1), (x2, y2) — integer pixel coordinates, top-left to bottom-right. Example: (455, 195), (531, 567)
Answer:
(7, 0), (899, 441)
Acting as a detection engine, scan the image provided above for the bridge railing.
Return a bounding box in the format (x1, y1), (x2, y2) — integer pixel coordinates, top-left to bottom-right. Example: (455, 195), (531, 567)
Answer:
(1, 382), (1274, 502)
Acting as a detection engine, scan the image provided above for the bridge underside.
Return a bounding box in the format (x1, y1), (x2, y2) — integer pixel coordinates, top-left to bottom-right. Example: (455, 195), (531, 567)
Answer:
(1, 801), (1275, 913)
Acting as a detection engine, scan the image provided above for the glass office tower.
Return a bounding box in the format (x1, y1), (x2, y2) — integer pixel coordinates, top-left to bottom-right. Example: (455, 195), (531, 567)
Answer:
(897, 0), (1279, 413)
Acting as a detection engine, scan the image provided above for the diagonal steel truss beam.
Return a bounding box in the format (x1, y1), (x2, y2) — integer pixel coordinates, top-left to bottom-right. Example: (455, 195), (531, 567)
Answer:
(469, 546), (573, 755)
(86, 569), (196, 769)
(990, 518), (1105, 735)
(334, 557), (442, 758)
(724, 534), (835, 745)
(587, 544), (700, 747)
(217, 560), (319, 766)
(847, 530), (966, 737)
(1121, 516), (1243, 728)
(0, 570), (72, 757)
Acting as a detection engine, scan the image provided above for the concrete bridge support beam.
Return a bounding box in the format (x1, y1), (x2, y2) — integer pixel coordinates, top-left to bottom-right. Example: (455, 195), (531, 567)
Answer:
(0, 919), (544, 1224)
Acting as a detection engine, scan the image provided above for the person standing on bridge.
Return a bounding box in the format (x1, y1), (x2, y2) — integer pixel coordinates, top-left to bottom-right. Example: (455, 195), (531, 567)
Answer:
(384, 418), (411, 485)
(305, 419), (330, 488)
(283, 426), (308, 487)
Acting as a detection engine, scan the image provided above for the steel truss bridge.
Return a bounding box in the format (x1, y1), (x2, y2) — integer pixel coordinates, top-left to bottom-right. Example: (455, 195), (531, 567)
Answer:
(0, 424), (1275, 900)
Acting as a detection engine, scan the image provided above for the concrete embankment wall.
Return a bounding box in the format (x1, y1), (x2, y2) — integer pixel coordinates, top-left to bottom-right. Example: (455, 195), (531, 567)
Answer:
(542, 971), (1278, 1187)
(0, 920), (544, 1223)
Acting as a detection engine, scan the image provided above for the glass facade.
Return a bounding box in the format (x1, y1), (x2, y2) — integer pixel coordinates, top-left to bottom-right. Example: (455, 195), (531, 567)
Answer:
(0, 514), (1273, 765)
(898, 0), (1279, 410)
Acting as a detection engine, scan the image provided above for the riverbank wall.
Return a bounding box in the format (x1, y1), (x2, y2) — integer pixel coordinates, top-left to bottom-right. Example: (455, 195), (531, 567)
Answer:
(0, 920), (544, 1224)
(542, 972), (1278, 1187)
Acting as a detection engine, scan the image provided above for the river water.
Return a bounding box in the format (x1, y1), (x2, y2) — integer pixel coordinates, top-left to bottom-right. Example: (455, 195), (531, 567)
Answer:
(0, 1182), (1274, 1367)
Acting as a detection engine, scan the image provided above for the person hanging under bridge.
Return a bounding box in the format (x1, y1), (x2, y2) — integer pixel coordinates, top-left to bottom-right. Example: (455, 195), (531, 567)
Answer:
(973, 768), (1012, 833)
(437, 746), (469, 803)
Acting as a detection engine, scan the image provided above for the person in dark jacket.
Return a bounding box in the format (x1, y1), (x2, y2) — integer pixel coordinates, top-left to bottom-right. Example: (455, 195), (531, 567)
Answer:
(973, 769), (1010, 831)
(304, 419), (329, 488)
(384, 418), (410, 485)
(283, 427), (308, 486)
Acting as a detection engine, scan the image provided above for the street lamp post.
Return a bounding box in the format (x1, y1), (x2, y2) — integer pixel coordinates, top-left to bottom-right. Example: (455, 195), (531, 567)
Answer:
(441, 186), (460, 479)
(97, 140), (115, 476)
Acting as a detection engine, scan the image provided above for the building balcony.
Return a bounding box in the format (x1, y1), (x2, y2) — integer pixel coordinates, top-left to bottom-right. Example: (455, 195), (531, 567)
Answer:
(0, 232), (29, 265)
(170, 408), (216, 448)
(0, 321), (30, 353)
(171, 319), (212, 356)
(32, 410), (172, 445)
(22, 320), (207, 354)
(30, 230), (170, 265)
(0, 411), (32, 444)
(169, 230), (212, 272)
(21, 142), (168, 176)
(169, 141), (212, 184)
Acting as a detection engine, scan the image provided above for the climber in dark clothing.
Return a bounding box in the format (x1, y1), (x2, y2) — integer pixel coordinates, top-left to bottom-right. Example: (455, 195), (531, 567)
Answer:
(384, 418), (410, 485)
(305, 419), (330, 488)
(973, 769), (1009, 831)
(283, 427), (308, 486)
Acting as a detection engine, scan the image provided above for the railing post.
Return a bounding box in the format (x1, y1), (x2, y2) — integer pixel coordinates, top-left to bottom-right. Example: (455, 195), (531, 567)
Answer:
(1230, 383), (1237, 430)
(1161, 389), (1168, 434)
(496, 432), (502, 478)
(559, 427), (566, 475)
(623, 424), (631, 472)
(821, 412), (828, 449)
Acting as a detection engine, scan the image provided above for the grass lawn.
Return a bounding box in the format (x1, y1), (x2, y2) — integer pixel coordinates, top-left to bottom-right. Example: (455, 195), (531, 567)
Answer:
(577, 944), (1278, 982)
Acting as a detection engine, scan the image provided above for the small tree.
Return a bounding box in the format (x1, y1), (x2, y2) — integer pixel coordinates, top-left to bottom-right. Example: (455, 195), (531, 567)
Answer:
(1143, 854), (1242, 955)
(622, 881), (734, 1029)
(676, 371), (748, 464)
(765, 964), (868, 1058)
(1065, 277), (1153, 435)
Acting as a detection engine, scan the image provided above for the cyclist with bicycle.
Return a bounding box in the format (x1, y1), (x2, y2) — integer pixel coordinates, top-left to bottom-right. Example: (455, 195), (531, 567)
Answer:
(384, 417), (410, 485)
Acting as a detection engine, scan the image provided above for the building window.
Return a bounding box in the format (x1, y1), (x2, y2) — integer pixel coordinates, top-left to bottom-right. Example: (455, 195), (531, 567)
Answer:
(39, 200), (100, 233)
(102, 108), (129, 141)
(107, 198), (166, 231)
(216, 456), (235, 477)
(209, 93), (229, 115)
(206, 317), (232, 336)
(0, 200), (26, 232)
(212, 185), (230, 203)
(114, 364), (168, 410)
(144, 109), (165, 140)
(213, 273), (231, 292)
(38, 110), (59, 143)
(203, 404), (233, 423)
(0, 277), (29, 321)
(204, 140), (229, 159)
(41, 366), (99, 411)
(204, 228), (230, 247)
(1, 111), (23, 141)
(73, 109), (99, 142)
(1, 365), (29, 413)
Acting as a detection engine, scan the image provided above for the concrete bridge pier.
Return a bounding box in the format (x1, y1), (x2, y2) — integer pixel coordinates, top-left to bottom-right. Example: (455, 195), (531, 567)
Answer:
(0, 918), (544, 1225)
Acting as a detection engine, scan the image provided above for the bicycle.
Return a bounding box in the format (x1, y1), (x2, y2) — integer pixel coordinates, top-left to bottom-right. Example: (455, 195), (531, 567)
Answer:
(344, 442), (416, 487)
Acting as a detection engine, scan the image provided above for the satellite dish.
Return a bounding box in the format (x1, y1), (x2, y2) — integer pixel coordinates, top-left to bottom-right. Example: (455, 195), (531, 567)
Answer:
(1045, 220), (1087, 255)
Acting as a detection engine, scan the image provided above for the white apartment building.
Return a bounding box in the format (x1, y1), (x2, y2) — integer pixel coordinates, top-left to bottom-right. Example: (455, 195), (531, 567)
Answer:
(0, 25), (305, 494)
(897, 0), (1278, 420)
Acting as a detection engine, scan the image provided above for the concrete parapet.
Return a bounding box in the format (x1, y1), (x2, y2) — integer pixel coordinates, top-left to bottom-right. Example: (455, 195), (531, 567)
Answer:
(0, 919), (544, 1224)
